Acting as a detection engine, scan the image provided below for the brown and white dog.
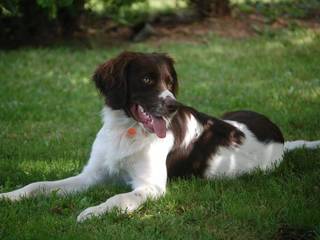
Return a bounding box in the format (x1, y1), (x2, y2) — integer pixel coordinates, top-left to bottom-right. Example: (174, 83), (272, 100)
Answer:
(1, 51), (319, 222)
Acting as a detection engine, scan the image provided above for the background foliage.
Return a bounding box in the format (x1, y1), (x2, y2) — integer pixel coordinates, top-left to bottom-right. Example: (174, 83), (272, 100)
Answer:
(1, 0), (319, 44)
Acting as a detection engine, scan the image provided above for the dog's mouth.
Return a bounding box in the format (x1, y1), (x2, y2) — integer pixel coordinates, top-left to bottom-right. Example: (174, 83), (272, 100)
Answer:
(130, 104), (167, 138)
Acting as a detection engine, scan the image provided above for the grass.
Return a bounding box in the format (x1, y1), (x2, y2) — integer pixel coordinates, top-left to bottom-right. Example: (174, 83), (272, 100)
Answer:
(0, 28), (320, 239)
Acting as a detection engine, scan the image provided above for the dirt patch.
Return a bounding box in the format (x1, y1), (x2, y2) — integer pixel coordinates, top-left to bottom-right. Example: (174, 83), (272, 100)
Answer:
(153, 16), (254, 41)
(74, 14), (320, 47)
(148, 15), (320, 41)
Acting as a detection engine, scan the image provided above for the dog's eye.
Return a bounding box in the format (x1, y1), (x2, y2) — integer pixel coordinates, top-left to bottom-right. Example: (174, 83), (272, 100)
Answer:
(143, 76), (153, 85)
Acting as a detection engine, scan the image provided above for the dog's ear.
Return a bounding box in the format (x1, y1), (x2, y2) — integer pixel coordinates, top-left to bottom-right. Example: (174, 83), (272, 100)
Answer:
(162, 54), (179, 96)
(93, 51), (136, 109)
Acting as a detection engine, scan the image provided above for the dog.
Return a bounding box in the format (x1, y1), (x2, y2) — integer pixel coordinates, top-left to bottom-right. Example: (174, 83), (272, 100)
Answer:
(1, 51), (319, 222)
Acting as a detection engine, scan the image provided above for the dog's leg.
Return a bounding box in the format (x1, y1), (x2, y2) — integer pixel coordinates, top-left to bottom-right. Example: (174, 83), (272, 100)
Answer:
(0, 127), (112, 201)
(77, 184), (165, 222)
(77, 134), (173, 222)
(0, 172), (99, 201)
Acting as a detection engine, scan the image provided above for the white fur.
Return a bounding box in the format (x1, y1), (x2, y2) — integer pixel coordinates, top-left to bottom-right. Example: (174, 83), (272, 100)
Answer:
(204, 120), (284, 178)
(284, 140), (320, 151)
(158, 90), (177, 128)
(181, 114), (203, 148)
(159, 90), (176, 100)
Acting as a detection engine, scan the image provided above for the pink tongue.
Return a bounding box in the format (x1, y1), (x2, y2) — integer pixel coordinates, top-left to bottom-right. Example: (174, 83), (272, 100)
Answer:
(151, 116), (166, 138)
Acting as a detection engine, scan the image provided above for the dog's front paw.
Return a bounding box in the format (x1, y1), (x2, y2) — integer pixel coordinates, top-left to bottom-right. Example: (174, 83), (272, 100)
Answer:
(0, 192), (22, 201)
(77, 193), (142, 222)
(77, 205), (105, 222)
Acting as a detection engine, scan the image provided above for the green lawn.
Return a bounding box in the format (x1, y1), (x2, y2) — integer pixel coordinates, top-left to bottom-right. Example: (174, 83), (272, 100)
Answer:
(0, 28), (320, 240)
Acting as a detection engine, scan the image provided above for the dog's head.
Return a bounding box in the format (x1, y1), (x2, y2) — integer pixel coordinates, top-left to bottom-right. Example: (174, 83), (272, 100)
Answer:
(93, 51), (179, 138)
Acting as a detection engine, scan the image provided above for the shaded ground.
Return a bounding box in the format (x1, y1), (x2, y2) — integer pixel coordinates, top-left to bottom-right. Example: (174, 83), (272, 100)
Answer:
(150, 15), (320, 40)
(68, 14), (320, 48)
(2, 13), (319, 49)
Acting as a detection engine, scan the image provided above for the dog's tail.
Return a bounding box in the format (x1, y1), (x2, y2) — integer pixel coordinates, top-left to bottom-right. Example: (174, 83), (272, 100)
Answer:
(284, 140), (320, 152)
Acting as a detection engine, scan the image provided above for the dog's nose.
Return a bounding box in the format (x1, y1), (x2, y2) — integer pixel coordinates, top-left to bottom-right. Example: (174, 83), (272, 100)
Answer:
(163, 96), (179, 113)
